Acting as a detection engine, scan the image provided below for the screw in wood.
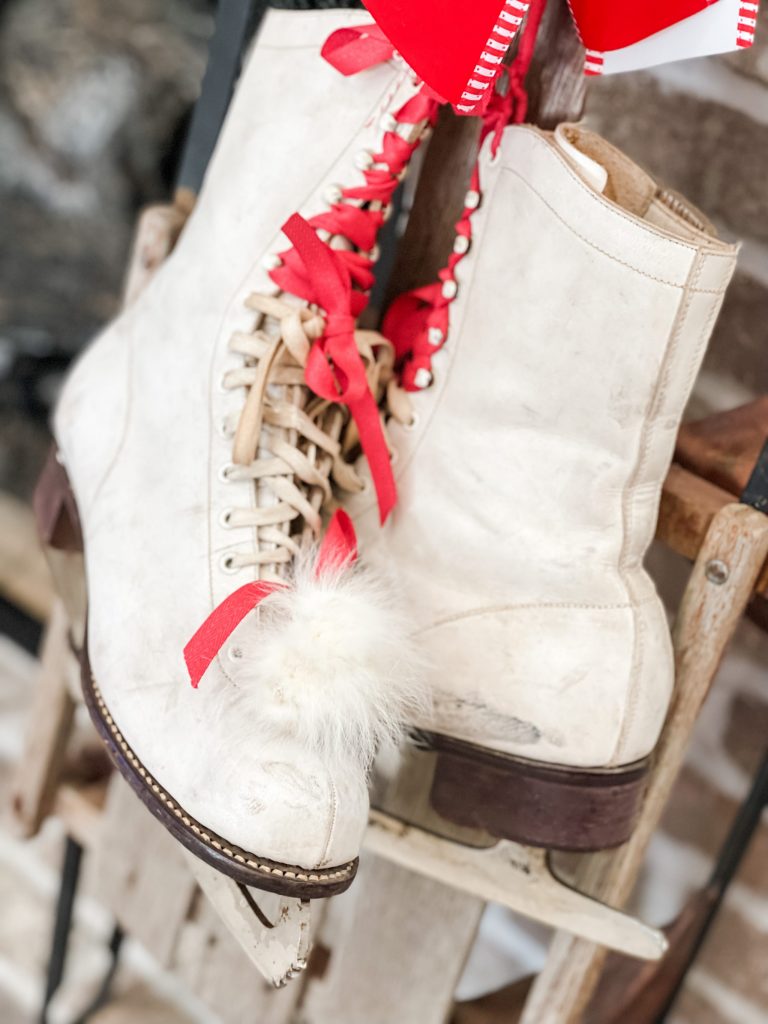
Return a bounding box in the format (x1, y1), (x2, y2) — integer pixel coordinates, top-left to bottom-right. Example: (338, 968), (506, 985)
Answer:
(705, 559), (730, 585)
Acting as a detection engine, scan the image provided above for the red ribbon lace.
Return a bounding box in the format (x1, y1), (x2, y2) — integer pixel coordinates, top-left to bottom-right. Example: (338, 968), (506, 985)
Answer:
(280, 212), (397, 522)
(382, 0), (546, 391)
(183, 27), (440, 688)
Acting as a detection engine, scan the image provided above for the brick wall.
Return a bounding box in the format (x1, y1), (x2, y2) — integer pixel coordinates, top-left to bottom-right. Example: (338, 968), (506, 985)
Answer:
(584, 15), (768, 1021)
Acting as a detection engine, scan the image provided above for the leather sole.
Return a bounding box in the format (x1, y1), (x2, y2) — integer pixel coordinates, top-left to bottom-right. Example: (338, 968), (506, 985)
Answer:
(34, 445), (358, 899)
(424, 731), (649, 851)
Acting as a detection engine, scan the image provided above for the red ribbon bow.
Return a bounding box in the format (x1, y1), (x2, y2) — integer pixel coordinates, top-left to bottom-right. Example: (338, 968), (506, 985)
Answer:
(276, 213), (396, 523)
(184, 510), (358, 688)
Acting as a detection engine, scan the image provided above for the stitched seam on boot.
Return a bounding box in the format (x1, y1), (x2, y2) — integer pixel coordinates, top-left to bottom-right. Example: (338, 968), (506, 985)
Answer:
(611, 252), (705, 767)
(509, 130), (703, 259)
(318, 776), (341, 868)
(89, 328), (135, 509)
(501, 167), (712, 289)
(414, 597), (660, 634)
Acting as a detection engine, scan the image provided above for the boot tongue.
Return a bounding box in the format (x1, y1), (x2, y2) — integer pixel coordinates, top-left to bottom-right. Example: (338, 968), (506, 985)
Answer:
(554, 124), (608, 194)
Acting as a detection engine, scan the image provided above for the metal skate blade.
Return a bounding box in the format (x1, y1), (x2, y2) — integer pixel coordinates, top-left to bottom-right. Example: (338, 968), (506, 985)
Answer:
(365, 810), (667, 961)
(183, 849), (312, 986)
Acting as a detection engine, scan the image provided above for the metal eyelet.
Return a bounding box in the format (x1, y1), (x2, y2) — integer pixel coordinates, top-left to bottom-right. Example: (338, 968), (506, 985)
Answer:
(379, 112), (398, 134)
(453, 235), (470, 256)
(390, 446), (400, 466)
(413, 368), (433, 389)
(218, 463), (235, 483)
(219, 553), (239, 574)
(403, 412), (421, 432)
(324, 184), (344, 205)
(355, 149), (375, 171)
(227, 645), (244, 662)
(219, 508), (234, 528)
(218, 418), (234, 439)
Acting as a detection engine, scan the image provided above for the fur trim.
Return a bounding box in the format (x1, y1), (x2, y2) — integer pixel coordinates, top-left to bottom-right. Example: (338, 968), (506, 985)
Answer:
(222, 552), (429, 769)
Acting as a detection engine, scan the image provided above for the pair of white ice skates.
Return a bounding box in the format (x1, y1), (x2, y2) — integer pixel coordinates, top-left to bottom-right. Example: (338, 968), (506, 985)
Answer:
(38, 10), (737, 897)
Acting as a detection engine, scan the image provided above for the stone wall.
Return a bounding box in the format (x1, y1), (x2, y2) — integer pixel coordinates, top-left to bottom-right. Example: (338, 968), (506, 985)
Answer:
(0, 0), (211, 498)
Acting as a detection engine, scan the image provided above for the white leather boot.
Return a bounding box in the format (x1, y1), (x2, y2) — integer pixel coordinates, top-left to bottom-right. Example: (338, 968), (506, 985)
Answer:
(347, 123), (738, 850)
(40, 9), (435, 896)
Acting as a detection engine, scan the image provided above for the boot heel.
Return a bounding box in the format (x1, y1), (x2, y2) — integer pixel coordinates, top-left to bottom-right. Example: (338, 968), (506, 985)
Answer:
(427, 733), (649, 852)
(33, 446), (87, 648)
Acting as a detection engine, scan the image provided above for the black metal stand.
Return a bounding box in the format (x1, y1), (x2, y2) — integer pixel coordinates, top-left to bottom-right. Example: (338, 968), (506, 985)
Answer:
(40, 837), (83, 1024)
(39, 833), (125, 1023)
(177, 0), (267, 196)
(660, 750), (768, 1021)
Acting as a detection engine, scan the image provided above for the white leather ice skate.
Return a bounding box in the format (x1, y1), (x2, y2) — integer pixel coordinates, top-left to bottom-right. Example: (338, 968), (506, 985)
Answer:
(38, 10), (436, 896)
(347, 123), (738, 850)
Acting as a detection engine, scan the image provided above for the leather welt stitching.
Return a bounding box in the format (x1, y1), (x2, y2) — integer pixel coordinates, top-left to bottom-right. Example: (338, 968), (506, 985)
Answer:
(90, 675), (354, 884)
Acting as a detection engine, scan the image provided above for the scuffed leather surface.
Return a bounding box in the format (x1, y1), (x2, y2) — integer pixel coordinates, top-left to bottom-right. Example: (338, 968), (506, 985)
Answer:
(349, 126), (737, 769)
(53, 9), (413, 869)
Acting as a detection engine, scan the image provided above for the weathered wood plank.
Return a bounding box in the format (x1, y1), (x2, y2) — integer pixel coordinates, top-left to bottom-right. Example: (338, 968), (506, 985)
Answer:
(173, 885), (300, 1024)
(0, 491), (53, 621)
(300, 851), (484, 1024)
(94, 777), (198, 968)
(9, 600), (76, 837)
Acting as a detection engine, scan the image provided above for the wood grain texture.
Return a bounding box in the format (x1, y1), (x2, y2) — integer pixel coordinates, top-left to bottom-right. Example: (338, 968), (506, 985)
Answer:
(173, 885), (300, 1024)
(122, 200), (191, 307)
(525, 0), (587, 128)
(9, 600), (76, 837)
(0, 491), (53, 621)
(656, 464), (732, 563)
(299, 852), (484, 1024)
(94, 776), (198, 967)
(299, 753), (487, 1024)
(385, 108), (481, 303)
(675, 397), (768, 497)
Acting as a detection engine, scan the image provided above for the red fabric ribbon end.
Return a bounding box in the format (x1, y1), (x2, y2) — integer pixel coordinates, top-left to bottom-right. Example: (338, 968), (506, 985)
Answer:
(184, 580), (284, 689)
(322, 24), (395, 75)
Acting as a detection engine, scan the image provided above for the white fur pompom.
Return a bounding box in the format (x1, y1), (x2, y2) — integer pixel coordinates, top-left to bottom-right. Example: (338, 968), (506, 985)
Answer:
(222, 553), (429, 770)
